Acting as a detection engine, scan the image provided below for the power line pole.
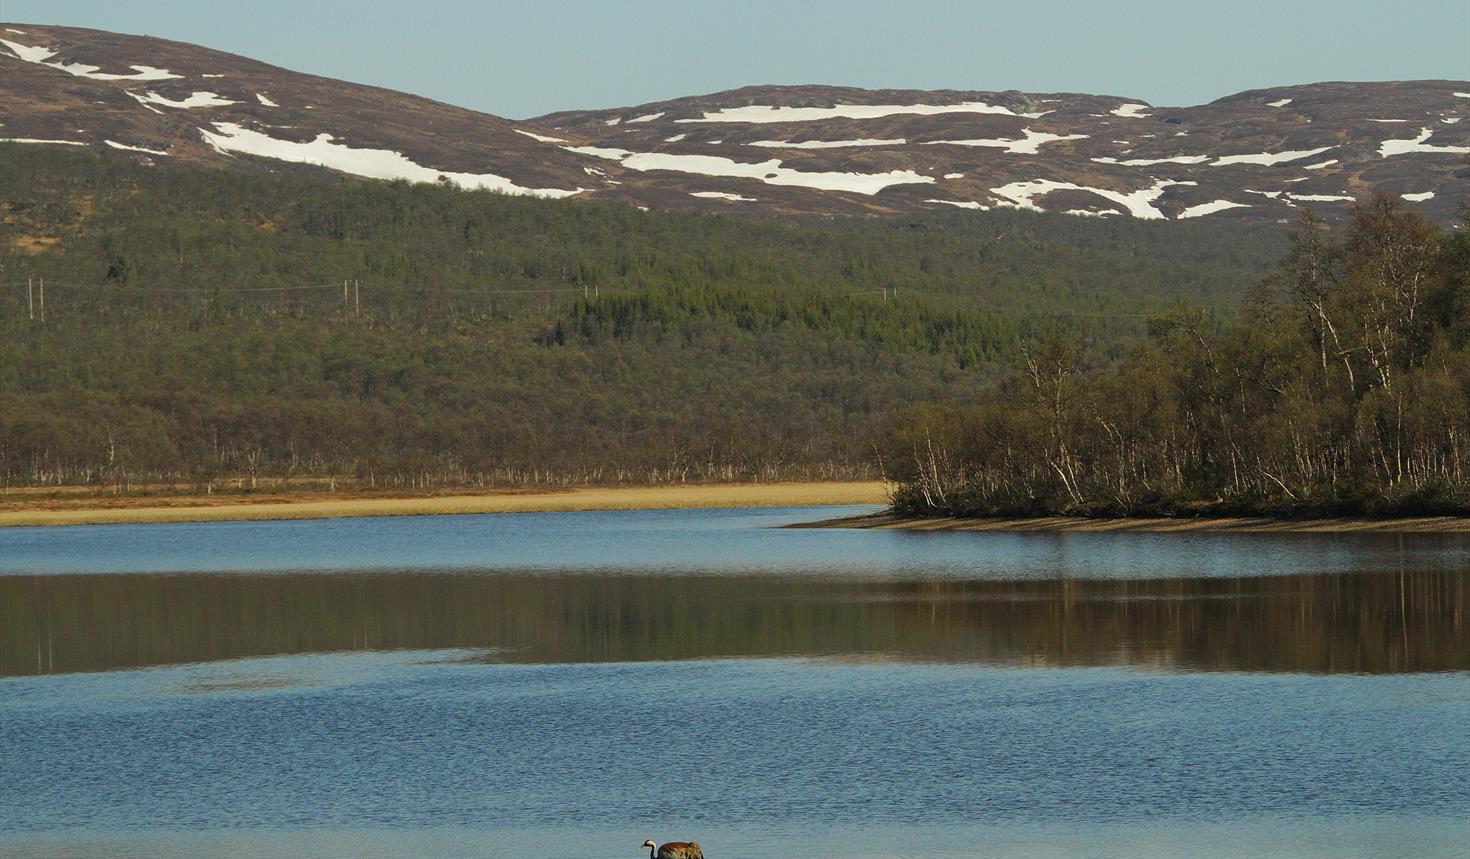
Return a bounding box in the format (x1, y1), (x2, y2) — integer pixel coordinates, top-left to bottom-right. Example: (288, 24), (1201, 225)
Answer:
(354, 279), (360, 318)
(38, 277), (44, 323)
(27, 278), (33, 320)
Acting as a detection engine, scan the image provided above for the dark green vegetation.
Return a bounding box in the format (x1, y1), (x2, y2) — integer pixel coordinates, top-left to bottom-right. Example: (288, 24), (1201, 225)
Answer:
(886, 195), (1470, 518)
(0, 145), (1283, 489)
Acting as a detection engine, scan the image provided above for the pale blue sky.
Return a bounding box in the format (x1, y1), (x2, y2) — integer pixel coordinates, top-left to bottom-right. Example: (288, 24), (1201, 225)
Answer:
(6, 0), (1468, 119)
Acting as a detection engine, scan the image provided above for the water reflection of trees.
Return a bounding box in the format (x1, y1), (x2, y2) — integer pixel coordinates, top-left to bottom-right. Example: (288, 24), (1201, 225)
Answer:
(3, 570), (1463, 677)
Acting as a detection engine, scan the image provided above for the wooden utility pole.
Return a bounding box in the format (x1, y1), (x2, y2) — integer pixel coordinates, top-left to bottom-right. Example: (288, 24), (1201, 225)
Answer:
(27, 278), (33, 320)
(38, 277), (44, 322)
(343, 279), (349, 314)
(354, 279), (360, 317)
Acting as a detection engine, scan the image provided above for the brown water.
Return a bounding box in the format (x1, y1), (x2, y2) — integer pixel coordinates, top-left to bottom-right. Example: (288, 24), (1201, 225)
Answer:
(3, 567), (1465, 677)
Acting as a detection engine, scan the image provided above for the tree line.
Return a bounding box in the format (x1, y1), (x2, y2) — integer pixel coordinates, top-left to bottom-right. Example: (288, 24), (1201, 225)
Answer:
(884, 194), (1469, 517)
(0, 144), (1282, 490)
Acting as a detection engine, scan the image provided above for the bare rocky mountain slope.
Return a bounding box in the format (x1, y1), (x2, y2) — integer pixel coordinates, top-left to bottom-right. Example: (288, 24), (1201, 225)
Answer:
(3, 23), (1466, 223)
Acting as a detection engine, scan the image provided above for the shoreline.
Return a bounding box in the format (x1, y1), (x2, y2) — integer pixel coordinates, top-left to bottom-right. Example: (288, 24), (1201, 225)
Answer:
(795, 512), (1470, 534)
(0, 481), (890, 528)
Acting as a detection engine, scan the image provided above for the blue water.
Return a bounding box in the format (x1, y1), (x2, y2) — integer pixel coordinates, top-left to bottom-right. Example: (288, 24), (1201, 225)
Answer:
(2, 505), (1468, 578)
(1, 506), (1467, 858)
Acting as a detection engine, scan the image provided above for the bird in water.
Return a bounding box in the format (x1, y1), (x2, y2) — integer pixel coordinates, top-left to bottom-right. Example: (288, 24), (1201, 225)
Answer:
(642, 838), (704, 858)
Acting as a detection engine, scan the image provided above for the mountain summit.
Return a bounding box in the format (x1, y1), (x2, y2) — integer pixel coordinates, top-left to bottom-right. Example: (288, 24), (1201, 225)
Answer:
(3, 23), (1466, 222)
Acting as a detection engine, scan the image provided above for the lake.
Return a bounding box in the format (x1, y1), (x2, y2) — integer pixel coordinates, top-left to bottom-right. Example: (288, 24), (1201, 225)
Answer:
(1, 506), (1467, 858)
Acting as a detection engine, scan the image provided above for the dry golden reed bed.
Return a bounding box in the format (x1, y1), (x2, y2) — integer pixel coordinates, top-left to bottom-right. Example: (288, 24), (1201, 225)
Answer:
(798, 512), (1470, 534)
(0, 481), (891, 528)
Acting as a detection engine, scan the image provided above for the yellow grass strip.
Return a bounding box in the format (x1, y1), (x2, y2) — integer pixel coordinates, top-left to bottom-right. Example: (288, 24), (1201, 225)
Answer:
(0, 482), (891, 528)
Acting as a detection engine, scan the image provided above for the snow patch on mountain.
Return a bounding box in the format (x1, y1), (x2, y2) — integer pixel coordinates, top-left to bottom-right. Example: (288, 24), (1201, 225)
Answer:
(1177, 199), (1249, 218)
(1093, 154), (1211, 166)
(989, 178), (1193, 219)
(199, 123), (584, 198)
(677, 101), (1048, 124)
(256, 93), (277, 107)
(1212, 146), (1334, 166)
(1402, 191), (1435, 202)
(1378, 128), (1470, 157)
(130, 90), (237, 109)
(749, 138), (907, 149)
(691, 191), (756, 201)
(513, 128), (566, 143)
(0, 137), (86, 146)
(628, 112), (665, 123)
(0, 37), (181, 81)
(105, 139), (170, 155)
(1110, 103), (1152, 118)
(922, 129), (1087, 155)
(1267, 99), (1292, 108)
(926, 199), (987, 210)
(566, 145), (933, 194)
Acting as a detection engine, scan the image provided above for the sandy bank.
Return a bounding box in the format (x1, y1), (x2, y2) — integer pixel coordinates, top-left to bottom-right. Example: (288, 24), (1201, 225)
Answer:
(796, 512), (1470, 534)
(0, 482), (889, 528)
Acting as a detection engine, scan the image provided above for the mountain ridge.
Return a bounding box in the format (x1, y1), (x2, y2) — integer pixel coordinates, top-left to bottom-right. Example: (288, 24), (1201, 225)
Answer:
(2, 22), (1466, 222)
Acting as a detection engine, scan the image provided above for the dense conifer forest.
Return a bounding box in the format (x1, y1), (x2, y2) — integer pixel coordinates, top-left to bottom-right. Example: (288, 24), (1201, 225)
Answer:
(885, 195), (1470, 516)
(0, 144), (1302, 491)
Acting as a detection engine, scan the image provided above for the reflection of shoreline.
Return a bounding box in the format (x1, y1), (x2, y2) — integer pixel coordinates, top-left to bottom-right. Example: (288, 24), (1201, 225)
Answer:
(0, 482), (889, 528)
(4, 570), (1463, 678)
(797, 513), (1470, 534)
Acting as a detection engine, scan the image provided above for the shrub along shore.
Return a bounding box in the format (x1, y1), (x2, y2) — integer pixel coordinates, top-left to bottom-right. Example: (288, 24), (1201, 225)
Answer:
(880, 196), (1470, 521)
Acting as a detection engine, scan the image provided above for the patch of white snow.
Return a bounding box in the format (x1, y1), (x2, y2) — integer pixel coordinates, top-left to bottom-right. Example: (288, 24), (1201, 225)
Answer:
(513, 128), (566, 143)
(0, 137), (86, 146)
(105, 140), (170, 155)
(199, 123), (584, 198)
(664, 133), (687, 142)
(1092, 155), (1211, 166)
(1110, 103), (1152, 118)
(1402, 191), (1435, 202)
(256, 93), (277, 107)
(677, 101), (1048, 123)
(925, 199), (988, 210)
(129, 90), (236, 109)
(690, 191), (756, 202)
(0, 37), (181, 80)
(565, 145), (933, 195)
(988, 177), (1193, 219)
(1212, 146), (1334, 166)
(749, 138), (907, 149)
(922, 129), (1087, 155)
(1267, 98), (1292, 108)
(1378, 127), (1470, 157)
(1177, 199), (1249, 218)
(628, 112), (664, 123)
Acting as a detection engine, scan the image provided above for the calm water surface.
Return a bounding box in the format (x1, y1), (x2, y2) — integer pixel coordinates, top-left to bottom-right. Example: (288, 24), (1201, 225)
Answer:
(1, 506), (1467, 858)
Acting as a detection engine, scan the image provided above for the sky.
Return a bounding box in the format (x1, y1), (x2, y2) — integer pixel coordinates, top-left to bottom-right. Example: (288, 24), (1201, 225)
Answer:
(5, 0), (1468, 119)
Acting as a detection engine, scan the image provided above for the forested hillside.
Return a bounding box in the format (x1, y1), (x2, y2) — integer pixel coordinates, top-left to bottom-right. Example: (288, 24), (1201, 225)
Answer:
(885, 195), (1469, 517)
(0, 145), (1284, 489)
